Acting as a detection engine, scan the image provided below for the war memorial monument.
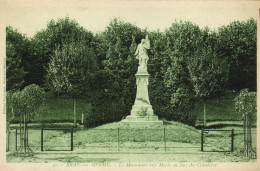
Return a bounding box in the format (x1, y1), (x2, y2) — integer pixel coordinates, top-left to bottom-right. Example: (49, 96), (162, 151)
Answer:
(121, 35), (163, 127)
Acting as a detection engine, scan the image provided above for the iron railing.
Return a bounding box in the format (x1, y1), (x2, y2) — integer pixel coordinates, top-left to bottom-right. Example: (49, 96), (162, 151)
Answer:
(11, 127), (255, 153)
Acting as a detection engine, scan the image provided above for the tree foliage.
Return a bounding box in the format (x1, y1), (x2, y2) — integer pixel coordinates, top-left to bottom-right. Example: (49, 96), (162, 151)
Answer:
(47, 40), (97, 97)
(147, 31), (172, 121)
(6, 17), (257, 128)
(84, 19), (144, 127)
(235, 88), (256, 156)
(217, 18), (256, 91)
(188, 30), (229, 100)
(6, 26), (28, 90)
(6, 84), (45, 121)
(30, 17), (95, 87)
(235, 89), (256, 126)
(160, 21), (204, 125)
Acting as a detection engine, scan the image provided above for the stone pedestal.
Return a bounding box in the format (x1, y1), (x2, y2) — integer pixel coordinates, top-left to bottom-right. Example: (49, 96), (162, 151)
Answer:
(121, 67), (163, 128)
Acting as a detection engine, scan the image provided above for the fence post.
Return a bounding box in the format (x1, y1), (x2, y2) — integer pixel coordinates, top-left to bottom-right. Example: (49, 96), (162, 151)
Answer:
(201, 128), (204, 152)
(117, 127), (120, 151)
(231, 129), (234, 152)
(41, 126), (43, 151)
(6, 130), (9, 152)
(71, 128), (73, 151)
(15, 127), (17, 151)
(164, 128), (166, 152)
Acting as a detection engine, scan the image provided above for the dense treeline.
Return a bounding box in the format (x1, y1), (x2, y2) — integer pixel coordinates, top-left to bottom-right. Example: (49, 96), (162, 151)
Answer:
(6, 17), (256, 127)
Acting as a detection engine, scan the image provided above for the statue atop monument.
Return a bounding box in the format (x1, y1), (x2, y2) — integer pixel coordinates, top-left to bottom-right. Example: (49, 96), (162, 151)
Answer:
(135, 35), (150, 70)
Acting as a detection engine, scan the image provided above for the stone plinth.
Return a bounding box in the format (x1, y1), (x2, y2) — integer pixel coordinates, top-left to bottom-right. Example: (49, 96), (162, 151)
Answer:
(121, 68), (163, 128)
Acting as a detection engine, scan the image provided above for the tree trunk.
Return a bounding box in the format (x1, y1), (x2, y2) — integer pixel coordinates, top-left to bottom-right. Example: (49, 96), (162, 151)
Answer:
(245, 113), (248, 157)
(203, 101), (207, 127)
(19, 114), (22, 150)
(12, 108), (14, 118)
(243, 114), (246, 153)
(23, 113), (26, 153)
(74, 99), (76, 127)
(248, 126), (252, 149)
(81, 112), (84, 125)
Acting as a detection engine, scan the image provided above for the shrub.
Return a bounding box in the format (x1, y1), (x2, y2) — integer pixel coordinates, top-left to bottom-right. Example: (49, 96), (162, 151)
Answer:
(235, 88), (256, 126)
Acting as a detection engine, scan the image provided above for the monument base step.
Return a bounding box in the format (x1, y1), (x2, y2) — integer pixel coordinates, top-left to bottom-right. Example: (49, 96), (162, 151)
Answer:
(124, 115), (159, 121)
(120, 115), (163, 128)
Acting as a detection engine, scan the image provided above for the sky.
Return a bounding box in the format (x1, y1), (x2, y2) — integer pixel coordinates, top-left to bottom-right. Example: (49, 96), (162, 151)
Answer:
(0, 0), (259, 37)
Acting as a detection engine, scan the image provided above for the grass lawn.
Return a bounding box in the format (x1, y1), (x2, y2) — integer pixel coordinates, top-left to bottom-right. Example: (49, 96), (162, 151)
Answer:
(194, 92), (240, 122)
(21, 121), (201, 152)
(8, 121), (256, 162)
(208, 126), (257, 158)
(8, 92), (240, 124)
(8, 93), (92, 123)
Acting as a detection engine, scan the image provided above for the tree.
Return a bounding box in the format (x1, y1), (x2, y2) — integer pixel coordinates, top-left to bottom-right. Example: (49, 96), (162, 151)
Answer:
(102, 36), (136, 121)
(163, 37), (196, 126)
(235, 89), (256, 157)
(187, 29), (229, 126)
(91, 33), (108, 69)
(159, 21), (203, 126)
(148, 31), (172, 120)
(217, 18), (256, 91)
(165, 20), (203, 61)
(6, 26), (28, 90)
(7, 84), (45, 156)
(47, 39), (97, 126)
(86, 18), (143, 126)
(31, 17), (95, 87)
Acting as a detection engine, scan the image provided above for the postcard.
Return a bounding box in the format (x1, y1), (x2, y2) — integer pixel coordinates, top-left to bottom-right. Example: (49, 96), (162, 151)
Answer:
(0, 0), (259, 170)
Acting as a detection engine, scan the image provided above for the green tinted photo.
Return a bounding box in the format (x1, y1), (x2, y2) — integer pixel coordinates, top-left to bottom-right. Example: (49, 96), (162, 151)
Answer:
(3, 0), (258, 168)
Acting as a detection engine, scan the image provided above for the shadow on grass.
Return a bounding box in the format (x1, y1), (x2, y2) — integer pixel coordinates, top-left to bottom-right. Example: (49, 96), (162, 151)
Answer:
(48, 156), (118, 163)
(195, 124), (256, 129)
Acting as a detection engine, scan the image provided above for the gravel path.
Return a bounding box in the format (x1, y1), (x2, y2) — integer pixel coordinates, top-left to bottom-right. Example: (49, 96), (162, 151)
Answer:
(7, 149), (252, 163)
